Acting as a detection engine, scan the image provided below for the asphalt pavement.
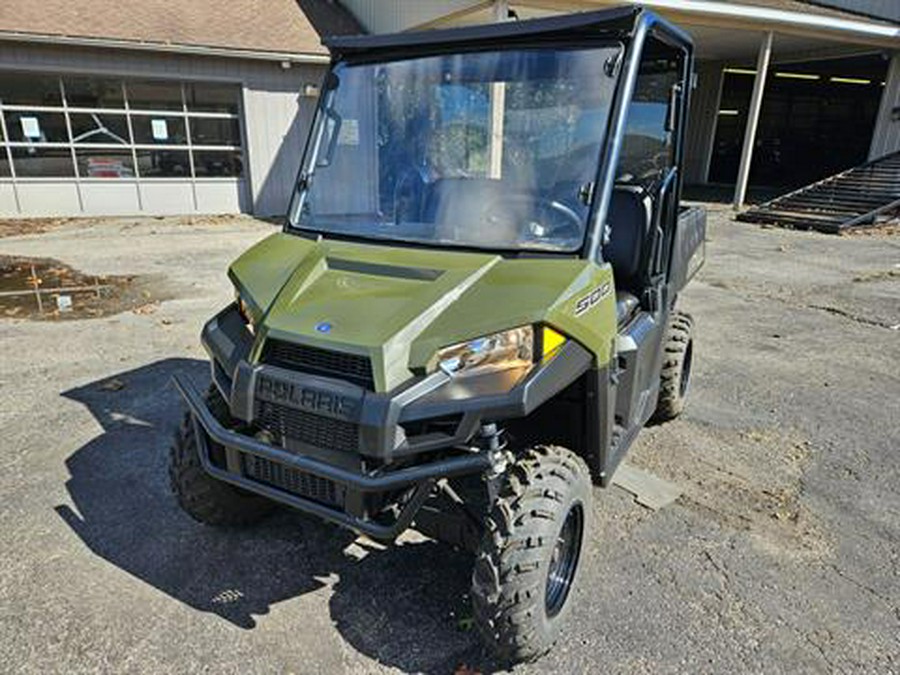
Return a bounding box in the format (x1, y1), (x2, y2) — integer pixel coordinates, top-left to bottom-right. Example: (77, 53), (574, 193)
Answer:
(1, 211), (898, 674)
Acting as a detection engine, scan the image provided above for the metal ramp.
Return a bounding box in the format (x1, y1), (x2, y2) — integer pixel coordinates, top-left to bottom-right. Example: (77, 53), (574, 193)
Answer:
(736, 151), (900, 234)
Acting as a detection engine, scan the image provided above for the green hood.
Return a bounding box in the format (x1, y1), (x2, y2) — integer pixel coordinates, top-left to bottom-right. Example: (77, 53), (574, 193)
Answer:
(229, 232), (615, 392)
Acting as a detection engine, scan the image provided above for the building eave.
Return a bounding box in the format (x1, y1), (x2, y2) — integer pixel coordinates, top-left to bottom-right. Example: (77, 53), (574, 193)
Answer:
(0, 30), (331, 64)
(521, 0), (900, 48)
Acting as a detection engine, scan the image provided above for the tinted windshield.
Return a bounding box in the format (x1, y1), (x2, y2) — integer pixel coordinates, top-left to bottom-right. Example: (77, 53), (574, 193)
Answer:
(288, 46), (619, 252)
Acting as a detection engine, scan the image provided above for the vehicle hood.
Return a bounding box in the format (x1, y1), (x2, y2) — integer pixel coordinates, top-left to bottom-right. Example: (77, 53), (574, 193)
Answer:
(229, 232), (613, 391)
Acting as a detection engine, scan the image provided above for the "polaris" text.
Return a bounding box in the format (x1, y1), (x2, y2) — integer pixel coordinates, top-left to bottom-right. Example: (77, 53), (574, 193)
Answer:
(256, 375), (359, 420)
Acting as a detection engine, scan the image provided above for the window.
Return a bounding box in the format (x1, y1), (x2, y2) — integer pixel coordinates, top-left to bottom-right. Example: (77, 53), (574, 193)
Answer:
(4, 111), (69, 143)
(131, 115), (187, 145)
(193, 150), (242, 177)
(189, 117), (241, 146)
(69, 113), (130, 145)
(186, 82), (240, 114)
(0, 73), (62, 106)
(126, 81), (184, 111)
(0, 73), (244, 181)
(64, 77), (124, 109)
(617, 54), (680, 186)
(10, 147), (76, 177)
(135, 149), (191, 177)
(76, 149), (135, 178)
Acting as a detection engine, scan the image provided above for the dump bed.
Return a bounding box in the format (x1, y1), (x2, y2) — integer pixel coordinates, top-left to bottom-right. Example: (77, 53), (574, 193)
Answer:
(670, 205), (706, 292)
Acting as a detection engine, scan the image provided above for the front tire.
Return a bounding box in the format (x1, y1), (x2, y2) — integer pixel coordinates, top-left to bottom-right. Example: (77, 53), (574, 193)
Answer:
(472, 445), (592, 663)
(169, 385), (275, 526)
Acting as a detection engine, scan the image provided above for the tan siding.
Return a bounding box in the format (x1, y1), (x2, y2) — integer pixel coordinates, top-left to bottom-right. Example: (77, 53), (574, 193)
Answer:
(0, 183), (17, 214)
(243, 73), (321, 216)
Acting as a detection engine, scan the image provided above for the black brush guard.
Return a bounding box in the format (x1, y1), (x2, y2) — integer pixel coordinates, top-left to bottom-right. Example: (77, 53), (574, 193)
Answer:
(172, 374), (492, 540)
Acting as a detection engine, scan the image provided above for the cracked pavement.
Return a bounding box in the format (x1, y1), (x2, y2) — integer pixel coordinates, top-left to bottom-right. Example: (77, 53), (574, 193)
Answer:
(0, 210), (898, 673)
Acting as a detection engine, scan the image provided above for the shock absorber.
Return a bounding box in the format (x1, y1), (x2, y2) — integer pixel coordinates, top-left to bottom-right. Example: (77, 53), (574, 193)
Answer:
(479, 422), (511, 502)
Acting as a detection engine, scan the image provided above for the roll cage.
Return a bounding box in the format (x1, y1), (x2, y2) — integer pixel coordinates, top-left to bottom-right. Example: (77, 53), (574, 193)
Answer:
(288, 6), (695, 268)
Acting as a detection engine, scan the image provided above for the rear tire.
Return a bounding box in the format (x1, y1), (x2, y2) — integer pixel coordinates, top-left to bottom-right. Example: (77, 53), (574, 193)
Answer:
(653, 310), (694, 422)
(472, 445), (592, 663)
(169, 385), (275, 526)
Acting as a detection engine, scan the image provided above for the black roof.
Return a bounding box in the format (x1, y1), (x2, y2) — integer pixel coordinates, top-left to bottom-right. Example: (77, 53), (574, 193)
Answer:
(324, 6), (643, 56)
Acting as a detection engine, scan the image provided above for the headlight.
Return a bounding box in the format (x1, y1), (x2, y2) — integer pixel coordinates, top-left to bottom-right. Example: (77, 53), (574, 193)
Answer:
(437, 326), (534, 377)
(235, 291), (256, 334)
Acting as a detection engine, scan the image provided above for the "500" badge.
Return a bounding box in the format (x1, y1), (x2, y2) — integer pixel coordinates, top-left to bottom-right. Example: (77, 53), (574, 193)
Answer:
(574, 281), (612, 317)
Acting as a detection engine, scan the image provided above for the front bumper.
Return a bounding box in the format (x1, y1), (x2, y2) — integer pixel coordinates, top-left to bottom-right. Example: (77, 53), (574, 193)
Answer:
(174, 374), (492, 539)
(179, 303), (592, 538)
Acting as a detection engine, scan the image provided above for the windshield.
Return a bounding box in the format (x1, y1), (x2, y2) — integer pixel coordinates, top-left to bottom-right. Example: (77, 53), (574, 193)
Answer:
(288, 46), (620, 252)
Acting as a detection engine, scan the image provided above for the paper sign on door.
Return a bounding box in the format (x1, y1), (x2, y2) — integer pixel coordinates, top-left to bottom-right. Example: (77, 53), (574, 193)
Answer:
(21, 116), (41, 140)
(151, 119), (169, 141)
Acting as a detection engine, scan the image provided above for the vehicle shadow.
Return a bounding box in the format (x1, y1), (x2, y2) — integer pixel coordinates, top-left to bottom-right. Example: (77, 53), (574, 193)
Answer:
(57, 358), (486, 674)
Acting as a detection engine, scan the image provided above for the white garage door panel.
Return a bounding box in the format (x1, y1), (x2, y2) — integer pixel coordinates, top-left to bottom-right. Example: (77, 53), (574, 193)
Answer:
(194, 179), (247, 214)
(80, 182), (141, 216)
(138, 182), (195, 215)
(16, 182), (81, 216)
(0, 183), (17, 216)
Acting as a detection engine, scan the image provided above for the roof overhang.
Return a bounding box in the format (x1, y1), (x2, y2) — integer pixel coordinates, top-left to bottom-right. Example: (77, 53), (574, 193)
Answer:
(512, 1), (900, 49)
(0, 30), (331, 65)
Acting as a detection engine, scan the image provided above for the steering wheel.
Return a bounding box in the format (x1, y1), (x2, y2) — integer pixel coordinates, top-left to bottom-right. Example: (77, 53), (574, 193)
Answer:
(480, 194), (583, 241)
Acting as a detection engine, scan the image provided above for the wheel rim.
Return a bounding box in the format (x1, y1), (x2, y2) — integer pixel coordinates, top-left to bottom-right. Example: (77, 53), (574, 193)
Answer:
(545, 503), (584, 618)
(679, 340), (694, 398)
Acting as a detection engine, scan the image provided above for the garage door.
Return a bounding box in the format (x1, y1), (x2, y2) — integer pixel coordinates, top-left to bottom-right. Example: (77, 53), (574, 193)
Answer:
(0, 72), (250, 216)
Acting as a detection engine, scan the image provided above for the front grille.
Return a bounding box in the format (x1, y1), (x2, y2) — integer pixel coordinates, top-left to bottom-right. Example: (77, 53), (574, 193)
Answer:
(261, 339), (375, 390)
(255, 399), (359, 453)
(242, 454), (341, 507)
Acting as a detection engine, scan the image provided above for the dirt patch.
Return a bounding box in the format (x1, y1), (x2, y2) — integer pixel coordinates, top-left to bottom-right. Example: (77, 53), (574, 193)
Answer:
(841, 218), (900, 237)
(0, 255), (170, 320)
(0, 218), (76, 238)
(0, 214), (276, 239)
(632, 422), (829, 561)
(852, 269), (900, 283)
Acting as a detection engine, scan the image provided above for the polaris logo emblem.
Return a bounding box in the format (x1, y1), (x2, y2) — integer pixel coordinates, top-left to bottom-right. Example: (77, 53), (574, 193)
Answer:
(574, 281), (612, 317)
(256, 375), (359, 420)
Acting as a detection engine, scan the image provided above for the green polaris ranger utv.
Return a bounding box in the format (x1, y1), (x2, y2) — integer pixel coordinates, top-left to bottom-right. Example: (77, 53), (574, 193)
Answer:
(171, 6), (705, 662)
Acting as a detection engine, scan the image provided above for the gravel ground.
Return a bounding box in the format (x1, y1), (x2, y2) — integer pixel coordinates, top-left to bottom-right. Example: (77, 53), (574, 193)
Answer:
(0, 210), (898, 674)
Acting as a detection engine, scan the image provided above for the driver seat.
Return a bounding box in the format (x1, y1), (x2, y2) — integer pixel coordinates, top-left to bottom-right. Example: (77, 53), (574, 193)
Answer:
(604, 186), (652, 325)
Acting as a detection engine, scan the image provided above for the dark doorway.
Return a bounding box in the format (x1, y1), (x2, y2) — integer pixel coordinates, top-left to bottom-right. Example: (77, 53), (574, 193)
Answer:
(708, 53), (889, 191)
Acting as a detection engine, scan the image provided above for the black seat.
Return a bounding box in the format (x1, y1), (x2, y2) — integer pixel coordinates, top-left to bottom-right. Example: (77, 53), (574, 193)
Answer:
(605, 186), (652, 325)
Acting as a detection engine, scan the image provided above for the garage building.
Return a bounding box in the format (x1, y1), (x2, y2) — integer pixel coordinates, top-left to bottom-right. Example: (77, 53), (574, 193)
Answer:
(0, 0), (358, 217)
(2, 1), (898, 218)
(337, 0), (900, 209)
